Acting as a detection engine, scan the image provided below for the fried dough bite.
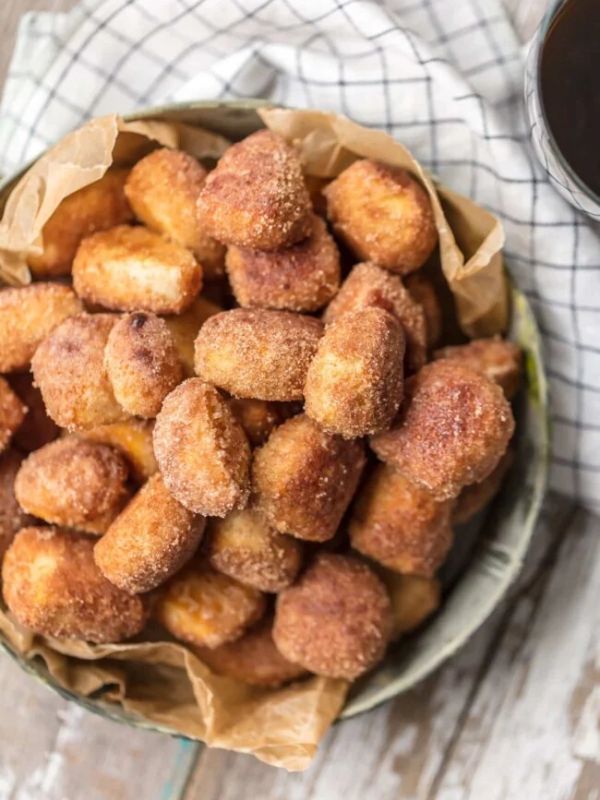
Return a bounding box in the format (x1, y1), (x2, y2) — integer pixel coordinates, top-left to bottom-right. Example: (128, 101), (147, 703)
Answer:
(0, 284), (83, 373)
(252, 414), (365, 542)
(32, 313), (127, 430)
(94, 474), (205, 594)
(324, 159), (438, 274)
(305, 307), (405, 438)
(196, 617), (308, 687)
(274, 553), (392, 680)
(405, 272), (443, 348)
(207, 509), (302, 592)
(163, 296), (222, 376)
(226, 214), (340, 312)
(0, 450), (31, 563)
(371, 361), (515, 500)
(8, 374), (59, 452)
(78, 419), (157, 482)
(73, 225), (202, 314)
(15, 437), (130, 535)
(197, 130), (312, 251)
(326, 263), (428, 372)
(434, 337), (523, 399)
(153, 378), (250, 516)
(2, 527), (146, 642)
(229, 398), (289, 447)
(453, 449), (514, 525)
(155, 561), (266, 648)
(349, 464), (453, 577)
(124, 147), (225, 279)
(0, 378), (26, 453)
(379, 571), (441, 639)
(195, 309), (323, 401)
(104, 312), (183, 418)
(26, 169), (133, 277)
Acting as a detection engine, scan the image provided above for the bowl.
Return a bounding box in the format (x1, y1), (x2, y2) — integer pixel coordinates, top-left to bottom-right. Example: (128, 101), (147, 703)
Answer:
(0, 101), (549, 727)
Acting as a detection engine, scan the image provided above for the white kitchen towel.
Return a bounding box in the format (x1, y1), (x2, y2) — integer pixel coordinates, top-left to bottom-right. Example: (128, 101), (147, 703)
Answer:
(0, 0), (598, 512)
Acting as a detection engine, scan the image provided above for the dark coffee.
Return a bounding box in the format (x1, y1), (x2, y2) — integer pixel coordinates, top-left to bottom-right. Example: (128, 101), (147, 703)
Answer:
(540, 0), (600, 196)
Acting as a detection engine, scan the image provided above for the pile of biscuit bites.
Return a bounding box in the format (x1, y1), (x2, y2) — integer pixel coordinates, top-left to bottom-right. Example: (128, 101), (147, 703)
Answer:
(0, 129), (520, 687)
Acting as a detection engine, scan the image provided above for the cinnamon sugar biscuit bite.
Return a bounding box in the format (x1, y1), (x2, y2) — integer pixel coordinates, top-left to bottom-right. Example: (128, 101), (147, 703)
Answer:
(324, 159), (438, 274)
(434, 337), (523, 399)
(405, 272), (443, 348)
(26, 169), (133, 277)
(226, 214), (340, 312)
(2, 527), (146, 642)
(0, 378), (26, 453)
(0, 284), (82, 373)
(323, 262), (427, 371)
(15, 437), (130, 535)
(197, 130), (312, 251)
(371, 361), (515, 500)
(95, 474), (205, 594)
(0, 450), (30, 563)
(32, 313), (127, 430)
(153, 378), (250, 517)
(73, 225), (202, 314)
(273, 553), (393, 680)
(196, 617), (308, 687)
(125, 148), (225, 279)
(229, 399), (289, 447)
(8, 374), (59, 452)
(349, 464), (453, 577)
(305, 307), (405, 438)
(155, 561), (266, 648)
(252, 414), (365, 542)
(380, 572), (441, 639)
(207, 509), (302, 592)
(453, 449), (514, 525)
(195, 309), (323, 401)
(104, 312), (183, 418)
(78, 419), (157, 482)
(163, 296), (222, 376)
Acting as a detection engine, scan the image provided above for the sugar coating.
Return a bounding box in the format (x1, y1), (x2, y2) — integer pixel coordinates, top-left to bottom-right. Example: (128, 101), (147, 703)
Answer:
(305, 307), (405, 438)
(195, 308), (323, 401)
(252, 414), (366, 542)
(8, 374), (59, 452)
(434, 336), (523, 399)
(15, 436), (130, 535)
(0, 283), (83, 373)
(197, 130), (312, 251)
(452, 448), (514, 525)
(0, 377), (26, 453)
(405, 272), (443, 348)
(324, 159), (438, 274)
(378, 571), (441, 640)
(349, 463), (454, 577)
(273, 552), (393, 680)
(153, 378), (251, 517)
(2, 527), (147, 642)
(0, 450), (30, 563)
(77, 418), (158, 482)
(371, 360), (515, 500)
(32, 313), (127, 430)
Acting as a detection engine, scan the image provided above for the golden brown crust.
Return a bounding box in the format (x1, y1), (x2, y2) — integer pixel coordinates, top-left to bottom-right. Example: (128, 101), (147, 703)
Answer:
(197, 130), (312, 250)
(228, 398), (288, 447)
(434, 337), (523, 399)
(323, 262), (427, 371)
(452, 448), (514, 524)
(77, 419), (157, 482)
(349, 464), (453, 577)
(155, 561), (266, 648)
(94, 473), (205, 594)
(194, 309), (323, 401)
(8, 374), (59, 452)
(104, 312), (183, 418)
(125, 147), (225, 279)
(196, 617), (308, 687)
(273, 552), (393, 680)
(226, 214), (340, 312)
(163, 296), (222, 376)
(378, 571), (441, 639)
(2, 526), (147, 642)
(26, 169), (133, 277)
(371, 361), (515, 500)
(0, 284), (83, 373)
(153, 378), (251, 516)
(0, 378), (26, 453)
(252, 414), (366, 542)
(207, 509), (303, 592)
(15, 436), (130, 534)
(324, 159), (438, 274)
(31, 313), (127, 430)
(73, 224), (202, 314)
(0, 450), (31, 563)
(405, 272), (443, 348)
(305, 307), (405, 438)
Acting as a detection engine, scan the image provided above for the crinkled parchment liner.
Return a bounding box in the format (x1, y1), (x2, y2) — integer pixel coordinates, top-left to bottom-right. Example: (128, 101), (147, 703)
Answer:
(0, 108), (507, 770)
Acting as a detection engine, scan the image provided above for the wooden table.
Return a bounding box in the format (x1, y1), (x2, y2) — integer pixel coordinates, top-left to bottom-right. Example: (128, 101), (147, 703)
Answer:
(1, 3), (599, 799)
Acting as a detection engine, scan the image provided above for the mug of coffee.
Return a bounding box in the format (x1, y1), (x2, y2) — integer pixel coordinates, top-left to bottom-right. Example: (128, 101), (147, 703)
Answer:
(525, 0), (600, 218)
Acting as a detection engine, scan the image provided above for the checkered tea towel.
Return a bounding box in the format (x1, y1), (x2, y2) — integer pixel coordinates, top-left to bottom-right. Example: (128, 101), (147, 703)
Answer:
(0, 0), (598, 513)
